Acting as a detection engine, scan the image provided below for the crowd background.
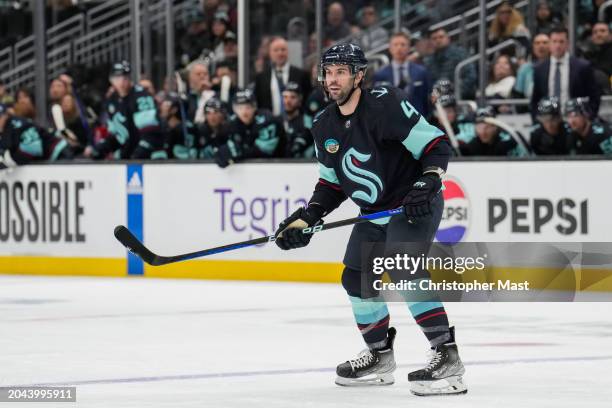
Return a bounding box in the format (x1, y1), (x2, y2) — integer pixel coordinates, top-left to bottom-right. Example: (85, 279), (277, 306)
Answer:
(0, 0), (611, 169)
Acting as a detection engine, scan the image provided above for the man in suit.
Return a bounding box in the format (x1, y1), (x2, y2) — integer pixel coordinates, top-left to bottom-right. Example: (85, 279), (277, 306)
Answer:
(531, 26), (601, 119)
(254, 36), (312, 116)
(373, 32), (432, 116)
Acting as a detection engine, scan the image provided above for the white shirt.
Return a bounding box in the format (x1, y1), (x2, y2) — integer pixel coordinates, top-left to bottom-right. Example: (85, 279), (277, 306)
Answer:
(485, 76), (516, 98)
(270, 63), (290, 116)
(548, 52), (570, 108)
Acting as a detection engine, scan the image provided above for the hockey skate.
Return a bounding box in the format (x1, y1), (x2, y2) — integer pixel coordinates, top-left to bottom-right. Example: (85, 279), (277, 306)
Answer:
(335, 327), (397, 386)
(408, 327), (467, 396)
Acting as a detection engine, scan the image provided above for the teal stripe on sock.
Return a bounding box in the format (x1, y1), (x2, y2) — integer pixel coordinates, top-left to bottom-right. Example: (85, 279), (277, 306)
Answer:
(349, 296), (389, 324)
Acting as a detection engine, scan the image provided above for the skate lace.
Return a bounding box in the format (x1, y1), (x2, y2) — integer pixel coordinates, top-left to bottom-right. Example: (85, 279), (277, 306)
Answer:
(349, 349), (375, 370)
(424, 349), (443, 372)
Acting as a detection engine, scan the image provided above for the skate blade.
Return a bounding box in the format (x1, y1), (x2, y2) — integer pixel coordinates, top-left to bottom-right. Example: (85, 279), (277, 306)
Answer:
(335, 372), (395, 387)
(410, 376), (468, 396)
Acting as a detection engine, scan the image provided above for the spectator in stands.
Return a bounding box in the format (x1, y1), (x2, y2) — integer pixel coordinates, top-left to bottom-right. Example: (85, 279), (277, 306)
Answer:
(324, 2), (354, 45)
(514, 33), (550, 99)
(254, 36), (311, 116)
(535, 1), (563, 35)
(489, 1), (531, 52)
(407, 32), (433, 65)
(373, 32), (432, 116)
(178, 11), (210, 65)
(530, 97), (572, 155)
(581, 22), (612, 78)
(58, 94), (88, 154)
(460, 106), (528, 157)
(425, 27), (476, 99)
(13, 88), (36, 121)
(222, 31), (238, 61)
(485, 54), (516, 99)
(186, 60), (216, 124)
(210, 11), (231, 62)
(531, 26), (601, 119)
(356, 4), (389, 51)
(566, 97), (612, 154)
(49, 77), (70, 104)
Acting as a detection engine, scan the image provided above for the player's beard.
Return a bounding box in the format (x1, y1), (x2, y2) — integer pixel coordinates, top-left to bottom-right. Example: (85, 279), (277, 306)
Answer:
(326, 80), (353, 103)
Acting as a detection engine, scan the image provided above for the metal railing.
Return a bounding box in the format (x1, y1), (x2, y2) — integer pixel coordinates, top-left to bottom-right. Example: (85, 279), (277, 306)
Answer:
(599, 0), (612, 21)
(0, 46), (12, 74)
(454, 39), (525, 101)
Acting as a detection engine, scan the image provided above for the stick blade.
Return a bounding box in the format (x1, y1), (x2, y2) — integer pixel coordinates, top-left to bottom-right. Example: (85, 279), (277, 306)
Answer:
(114, 225), (158, 265)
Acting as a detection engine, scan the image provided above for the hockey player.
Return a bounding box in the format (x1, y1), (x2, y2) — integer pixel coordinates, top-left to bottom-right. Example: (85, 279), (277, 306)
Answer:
(530, 97), (572, 155)
(565, 98), (612, 155)
(162, 93), (199, 159)
(0, 103), (73, 170)
(84, 61), (167, 160)
(461, 107), (528, 157)
(213, 89), (283, 167)
(199, 97), (229, 158)
(282, 82), (314, 158)
(273, 43), (467, 395)
(429, 93), (476, 146)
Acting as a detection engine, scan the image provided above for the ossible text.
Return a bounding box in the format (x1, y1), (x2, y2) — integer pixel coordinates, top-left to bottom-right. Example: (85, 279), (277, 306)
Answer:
(373, 279), (530, 292)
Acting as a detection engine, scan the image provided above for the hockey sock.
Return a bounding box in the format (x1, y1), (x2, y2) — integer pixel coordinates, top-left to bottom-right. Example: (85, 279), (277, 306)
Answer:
(407, 297), (451, 347)
(349, 295), (390, 350)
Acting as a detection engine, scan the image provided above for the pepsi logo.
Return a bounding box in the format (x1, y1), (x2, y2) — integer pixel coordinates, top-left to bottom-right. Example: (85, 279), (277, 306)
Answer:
(435, 177), (469, 244)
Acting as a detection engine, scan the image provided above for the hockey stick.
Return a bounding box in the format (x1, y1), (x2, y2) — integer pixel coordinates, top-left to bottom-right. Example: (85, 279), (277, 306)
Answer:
(114, 207), (404, 266)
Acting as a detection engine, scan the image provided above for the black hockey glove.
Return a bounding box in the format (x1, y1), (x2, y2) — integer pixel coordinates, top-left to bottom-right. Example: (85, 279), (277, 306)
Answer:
(213, 140), (239, 168)
(402, 174), (442, 221)
(274, 206), (324, 250)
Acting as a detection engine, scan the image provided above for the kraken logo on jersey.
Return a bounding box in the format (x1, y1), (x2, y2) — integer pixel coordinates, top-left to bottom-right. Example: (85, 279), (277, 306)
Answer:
(108, 112), (129, 144)
(341, 148), (383, 204)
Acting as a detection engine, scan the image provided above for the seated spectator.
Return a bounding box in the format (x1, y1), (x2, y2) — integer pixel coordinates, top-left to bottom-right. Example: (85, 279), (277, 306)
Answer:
(254, 36), (311, 116)
(460, 106), (528, 157)
(407, 32), (433, 65)
(485, 54), (516, 99)
(178, 11), (210, 66)
(0, 103), (73, 172)
(535, 1), (563, 35)
(211, 11), (231, 62)
(373, 32), (432, 116)
(59, 94), (89, 154)
(49, 77), (70, 104)
(281, 82), (314, 158)
(13, 88), (36, 121)
(222, 31), (238, 61)
(566, 97), (612, 154)
(581, 22), (612, 78)
(489, 1), (531, 54)
(356, 5), (389, 51)
(324, 2), (355, 45)
(514, 33), (550, 99)
(531, 26), (601, 119)
(186, 60), (216, 124)
(198, 97), (229, 159)
(213, 89), (284, 168)
(425, 27), (476, 99)
(530, 97), (572, 155)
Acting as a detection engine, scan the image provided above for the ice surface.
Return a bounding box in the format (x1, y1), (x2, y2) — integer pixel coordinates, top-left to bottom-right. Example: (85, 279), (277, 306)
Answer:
(0, 275), (611, 407)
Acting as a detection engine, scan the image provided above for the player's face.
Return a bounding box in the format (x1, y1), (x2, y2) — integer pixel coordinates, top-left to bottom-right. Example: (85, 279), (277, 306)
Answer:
(567, 112), (588, 133)
(324, 65), (359, 102)
(110, 75), (131, 96)
(206, 110), (225, 127)
(233, 103), (256, 124)
(476, 123), (498, 144)
(444, 106), (457, 124)
(282, 92), (301, 113)
(539, 115), (561, 135)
